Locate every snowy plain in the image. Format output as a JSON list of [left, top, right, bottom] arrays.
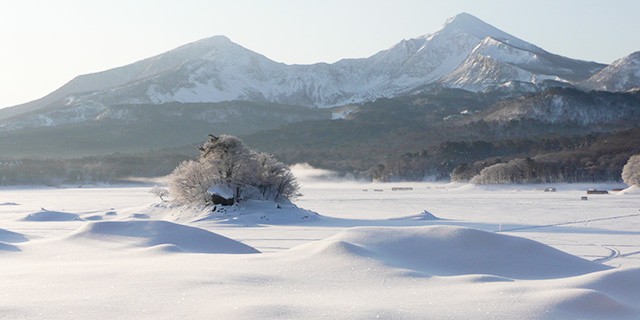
[[1, 166, 639, 319]]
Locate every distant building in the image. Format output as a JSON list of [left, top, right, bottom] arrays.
[[586, 189, 608, 195]]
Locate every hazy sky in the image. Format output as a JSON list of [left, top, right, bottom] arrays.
[[1, 0, 639, 108]]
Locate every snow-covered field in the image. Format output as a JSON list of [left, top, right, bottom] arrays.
[[1, 170, 639, 319]]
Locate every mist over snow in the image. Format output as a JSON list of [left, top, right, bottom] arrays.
[[290, 163, 360, 184]]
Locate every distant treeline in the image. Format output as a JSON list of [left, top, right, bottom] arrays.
[[370, 128, 640, 183], [0, 153, 190, 186], [2, 129, 639, 186]]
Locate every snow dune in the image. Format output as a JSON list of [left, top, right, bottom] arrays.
[[552, 268, 640, 319], [1, 184, 639, 319], [0, 227, 25, 251], [579, 267, 640, 299], [67, 220, 259, 254], [19, 209, 82, 222], [0, 241, 20, 251], [180, 199, 320, 225], [0, 228, 29, 243], [290, 225, 611, 280], [391, 209, 442, 221]]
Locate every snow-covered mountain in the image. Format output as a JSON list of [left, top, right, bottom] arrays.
[[438, 36, 602, 91], [0, 13, 610, 129], [581, 51, 640, 91]]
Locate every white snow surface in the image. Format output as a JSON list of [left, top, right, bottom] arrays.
[[19, 209, 82, 222], [67, 220, 259, 254], [1, 177, 640, 319]]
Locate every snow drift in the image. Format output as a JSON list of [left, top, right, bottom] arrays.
[[570, 267, 640, 310], [166, 200, 320, 225], [67, 220, 259, 254], [0, 242, 20, 252], [19, 210, 82, 222], [617, 185, 640, 195], [291, 226, 611, 279], [0, 228, 29, 243]]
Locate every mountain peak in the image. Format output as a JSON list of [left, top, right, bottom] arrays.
[[195, 35, 233, 45], [439, 13, 540, 53], [444, 12, 489, 30], [180, 35, 237, 51]]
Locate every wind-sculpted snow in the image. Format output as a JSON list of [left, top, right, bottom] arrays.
[[1, 185, 640, 319], [290, 226, 611, 279], [164, 200, 320, 225], [19, 210, 82, 222], [562, 267, 640, 310], [0, 228, 29, 243], [67, 220, 259, 254], [0, 242, 20, 252]]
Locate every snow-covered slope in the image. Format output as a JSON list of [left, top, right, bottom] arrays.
[[68, 220, 260, 253], [2, 184, 640, 319], [439, 36, 603, 91], [289, 225, 610, 279], [581, 51, 640, 91], [439, 44, 550, 91], [0, 13, 606, 128]]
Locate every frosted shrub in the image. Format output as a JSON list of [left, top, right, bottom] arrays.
[[621, 154, 640, 186], [168, 160, 217, 205], [150, 186, 169, 201], [168, 134, 299, 206], [470, 162, 511, 184], [253, 152, 299, 201], [470, 158, 541, 184]]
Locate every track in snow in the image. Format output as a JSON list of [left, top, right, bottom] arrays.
[[496, 213, 640, 233], [592, 245, 621, 263]]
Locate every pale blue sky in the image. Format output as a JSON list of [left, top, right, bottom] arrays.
[[1, 0, 639, 108]]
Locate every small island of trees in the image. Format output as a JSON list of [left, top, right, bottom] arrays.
[[167, 134, 299, 206]]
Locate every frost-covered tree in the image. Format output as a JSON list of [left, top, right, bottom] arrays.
[[622, 154, 640, 186], [198, 134, 255, 200], [470, 158, 539, 184], [168, 160, 217, 205], [150, 185, 169, 201], [253, 152, 299, 201], [167, 134, 299, 206], [470, 162, 512, 184]]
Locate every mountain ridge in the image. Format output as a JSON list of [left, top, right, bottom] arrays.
[[0, 12, 612, 126]]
